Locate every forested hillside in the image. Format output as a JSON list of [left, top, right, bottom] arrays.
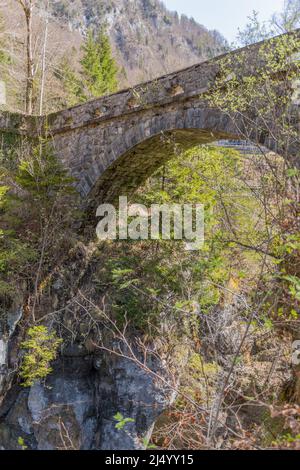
[[51, 0, 227, 80], [0, 0, 227, 113]]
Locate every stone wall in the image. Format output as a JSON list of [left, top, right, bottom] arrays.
[[0, 30, 299, 207]]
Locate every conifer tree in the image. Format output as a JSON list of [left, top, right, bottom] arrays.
[[58, 55, 83, 107], [80, 27, 118, 100]]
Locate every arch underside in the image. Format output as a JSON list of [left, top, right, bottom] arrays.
[[80, 101, 294, 210], [85, 127, 237, 209]]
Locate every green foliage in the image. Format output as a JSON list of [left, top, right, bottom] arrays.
[[271, 432, 300, 449], [142, 436, 157, 449], [236, 2, 300, 47], [0, 279, 17, 299], [20, 326, 62, 387], [17, 437, 28, 450], [57, 56, 83, 107], [282, 275, 300, 301], [0, 176, 36, 303], [0, 234, 37, 277], [94, 144, 269, 332], [80, 28, 118, 100], [0, 139, 77, 307], [15, 141, 75, 203], [236, 10, 272, 46], [207, 33, 300, 323], [208, 34, 300, 130], [272, 0, 300, 33], [57, 28, 118, 105], [113, 412, 135, 430]]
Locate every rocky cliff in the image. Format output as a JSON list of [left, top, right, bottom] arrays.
[[0, 239, 294, 450], [0, 242, 179, 450], [0, 0, 227, 113], [50, 0, 227, 84]]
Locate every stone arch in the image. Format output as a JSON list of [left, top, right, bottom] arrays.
[[81, 106, 246, 208]]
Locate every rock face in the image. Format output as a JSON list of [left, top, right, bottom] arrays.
[[51, 0, 227, 85], [0, 244, 175, 450], [0, 241, 295, 450], [0, 308, 23, 400], [0, 346, 171, 450]]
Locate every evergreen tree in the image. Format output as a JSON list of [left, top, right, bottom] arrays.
[[80, 28, 118, 100], [57, 55, 83, 107]]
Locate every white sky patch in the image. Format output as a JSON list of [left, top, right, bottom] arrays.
[[163, 0, 285, 42]]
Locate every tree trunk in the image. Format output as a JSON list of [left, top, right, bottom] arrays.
[[25, 4, 34, 115], [39, 3, 49, 116]]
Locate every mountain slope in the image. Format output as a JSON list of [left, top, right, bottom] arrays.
[[0, 0, 227, 112], [51, 0, 228, 84]]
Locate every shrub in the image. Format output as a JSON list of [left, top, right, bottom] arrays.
[[20, 326, 62, 387]]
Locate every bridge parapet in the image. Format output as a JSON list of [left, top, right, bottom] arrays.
[[42, 29, 300, 137], [0, 30, 299, 203]]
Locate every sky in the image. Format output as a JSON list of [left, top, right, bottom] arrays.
[[163, 0, 285, 42]]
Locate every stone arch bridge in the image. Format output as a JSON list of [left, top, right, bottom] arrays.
[[0, 32, 299, 207]]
